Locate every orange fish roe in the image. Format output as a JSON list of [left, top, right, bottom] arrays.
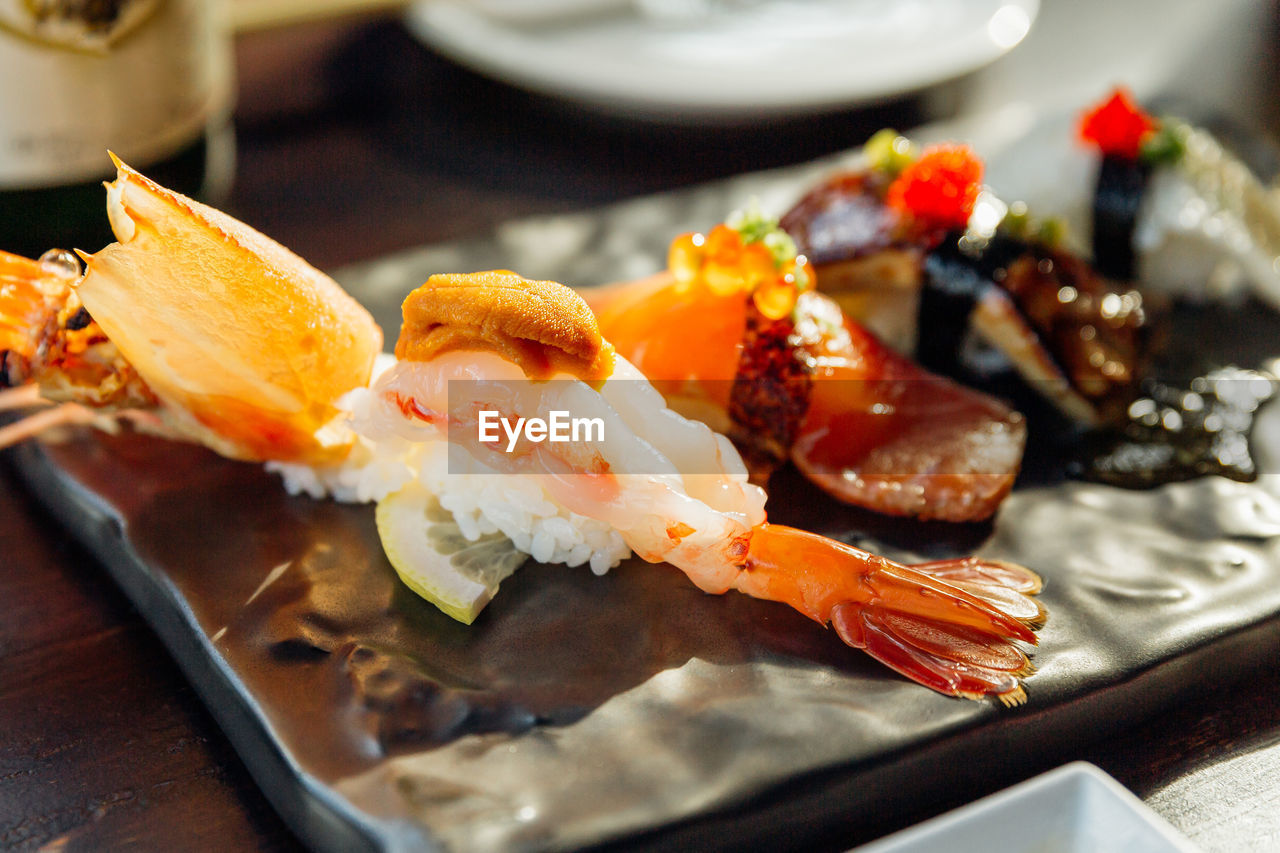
[[1078, 87, 1157, 160], [884, 144, 983, 231], [667, 222, 813, 320]]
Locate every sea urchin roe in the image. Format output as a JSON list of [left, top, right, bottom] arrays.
[[1077, 87, 1157, 161], [667, 211, 814, 321], [396, 270, 615, 385], [884, 144, 984, 231]]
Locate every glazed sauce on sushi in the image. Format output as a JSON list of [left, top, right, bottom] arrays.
[[919, 232, 1148, 425]]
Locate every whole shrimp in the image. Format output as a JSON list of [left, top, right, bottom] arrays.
[[355, 271, 1045, 704], [0, 156, 383, 461]]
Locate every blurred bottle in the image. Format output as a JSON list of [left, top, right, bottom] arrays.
[[0, 0, 235, 258]]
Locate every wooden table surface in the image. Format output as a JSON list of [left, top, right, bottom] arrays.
[[5, 10, 1280, 851]]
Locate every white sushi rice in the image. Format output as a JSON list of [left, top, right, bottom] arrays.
[[418, 443, 629, 576], [267, 366, 632, 576]]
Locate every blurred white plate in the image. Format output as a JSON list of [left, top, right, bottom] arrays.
[[854, 762, 1202, 853], [405, 0, 1039, 119]]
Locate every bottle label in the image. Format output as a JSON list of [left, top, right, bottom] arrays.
[[0, 0, 234, 189]]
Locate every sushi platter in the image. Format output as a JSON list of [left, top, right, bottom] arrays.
[[5, 94, 1280, 850]]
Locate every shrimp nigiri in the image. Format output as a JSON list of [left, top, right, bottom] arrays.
[[0, 156, 383, 461], [585, 209, 1027, 522], [351, 270, 1045, 703]]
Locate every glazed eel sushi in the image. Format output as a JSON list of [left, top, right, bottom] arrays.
[[779, 133, 1150, 427]]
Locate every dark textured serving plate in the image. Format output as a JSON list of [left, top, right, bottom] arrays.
[[11, 137, 1280, 851], [12, 405, 1280, 852]]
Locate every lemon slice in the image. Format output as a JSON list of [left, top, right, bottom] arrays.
[[375, 481, 527, 624]]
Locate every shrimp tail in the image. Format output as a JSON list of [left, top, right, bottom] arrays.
[[738, 524, 1044, 704]]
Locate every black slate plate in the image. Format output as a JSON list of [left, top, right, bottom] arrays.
[[10, 127, 1280, 850], [10, 381, 1280, 851]]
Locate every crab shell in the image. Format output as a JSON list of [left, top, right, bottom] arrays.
[[75, 156, 383, 464]]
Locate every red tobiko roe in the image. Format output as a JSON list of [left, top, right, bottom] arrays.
[[1078, 87, 1157, 160], [885, 144, 983, 230]]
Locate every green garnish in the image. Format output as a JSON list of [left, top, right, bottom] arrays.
[[864, 128, 919, 177], [1001, 201, 1032, 239], [1035, 217, 1066, 247], [998, 200, 1066, 248], [728, 200, 799, 268], [791, 263, 811, 291], [1139, 121, 1186, 167]]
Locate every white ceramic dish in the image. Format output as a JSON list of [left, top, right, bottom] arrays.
[[854, 762, 1202, 853], [404, 0, 1039, 119]]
